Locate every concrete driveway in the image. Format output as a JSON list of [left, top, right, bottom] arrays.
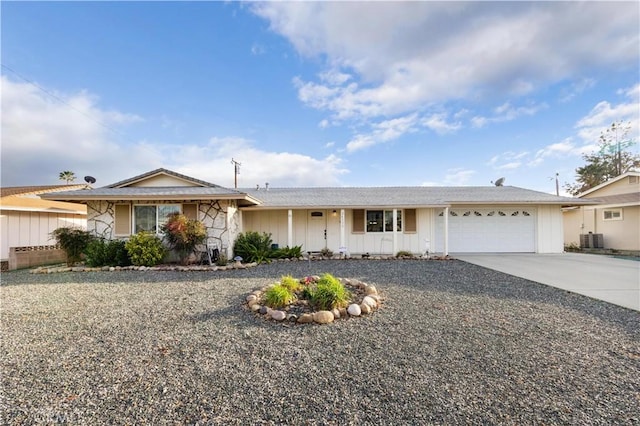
[[455, 253, 640, 311]]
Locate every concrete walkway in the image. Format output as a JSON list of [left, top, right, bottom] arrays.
[[455, 253, 640, 311]]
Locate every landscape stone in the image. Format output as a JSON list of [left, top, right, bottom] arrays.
[[364, 286, 378, 296], [360, 303, 372, 314], [297, 314, 314, 323], [331, 308, 341, 319], [251, 304, 261, 312], [313, 311, 334, 324], [362, 296, 377, 309], [347, 304, 361, 316], [271, 310, 286, 321]]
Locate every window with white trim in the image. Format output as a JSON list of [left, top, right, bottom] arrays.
[[133, 204, 181, 233], [366, 210, 402, 233], [603, 209, 622, 221]]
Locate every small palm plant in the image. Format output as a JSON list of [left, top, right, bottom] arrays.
[[59, 171, 76, 184]]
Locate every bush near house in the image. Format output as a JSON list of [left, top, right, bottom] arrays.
[[50, 227, 93, 266], [125, 232, 166, 267], [84, 239, 131, 267], [270, 245, 303, 259], [160, 213, 207, 265], [233, 231, 273, 263]]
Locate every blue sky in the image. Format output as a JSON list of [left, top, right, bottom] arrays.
[[2, 1, 638, 194]]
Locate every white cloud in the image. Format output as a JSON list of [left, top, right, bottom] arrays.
[[254, 2, 638, 121], [443, 168, 476, 186], [0, 76, 149, 186], [559, 78, 596, 103], [346, 113, 419, 152], [529, 138, 589, 167], [471, 101, 547, 128], [175, 138, 349, 188], [421, 113, 461, 134], [488, 151, 529, 171], [575, 83, 640, 146], [528, 84, 640, 169], [0, 77, 349, 187]]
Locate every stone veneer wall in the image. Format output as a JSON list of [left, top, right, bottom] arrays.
[[85, 200, 233, 255], [87, 200, 115, 238]]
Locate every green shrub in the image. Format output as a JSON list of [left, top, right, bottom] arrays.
[[396, 250, 413, 258], [50, 227, 94, 266], [264, 284, 296, 309], [85, 239, 131, 267], [233, 231, 273, 263], [215, 252, 228, 266], [310, 273, 351, 310], [270, 245, 303, 259], [125, 232, 166, 266], [280, 275, 303, 293], [160, 213, 207, 265]]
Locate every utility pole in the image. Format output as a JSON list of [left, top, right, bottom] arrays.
[[231, 158, 241, 189], [555, 172, 559, 196]]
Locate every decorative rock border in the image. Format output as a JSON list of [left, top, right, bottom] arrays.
[[245, 276, 383, 325], [28, 254, 453, 274], [30, 261, 259, 274]]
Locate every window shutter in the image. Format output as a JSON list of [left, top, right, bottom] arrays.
[[114, 204, 131, 236], [404, 209, 417, 233], [352, 209, 364, 233], [182, 203, 198, 220]]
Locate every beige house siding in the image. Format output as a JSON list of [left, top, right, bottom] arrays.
[[242, 208, 430, 255], [583, 175, 639, 197], [563, 173, 640, 251], [0, 210, 85, 261]]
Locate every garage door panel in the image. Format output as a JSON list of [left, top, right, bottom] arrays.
[[435, 208, 535, 253]]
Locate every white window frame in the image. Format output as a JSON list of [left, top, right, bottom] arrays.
[[366, 209, 402, 233], [603, 208, 623, 221], [133, 204, 181, 234]]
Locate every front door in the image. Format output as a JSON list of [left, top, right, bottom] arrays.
[[307, 210, 327, 251]]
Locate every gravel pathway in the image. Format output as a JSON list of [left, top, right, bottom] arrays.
[[1, 260, 639, 425]]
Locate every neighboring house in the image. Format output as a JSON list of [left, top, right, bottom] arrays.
[[563, 171, 640, 251], [44, 168, 596, 258], [1, 185, 88, 270]]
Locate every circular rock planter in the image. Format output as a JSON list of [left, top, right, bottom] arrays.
[[245, 274, 383, 325]]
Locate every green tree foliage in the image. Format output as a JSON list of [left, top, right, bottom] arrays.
[[50, 227, 93, 266], [160, 213, 207, 265], [58, 171, 76, 184], [125, 232, 166, 266], [565, 121, 639, 195]]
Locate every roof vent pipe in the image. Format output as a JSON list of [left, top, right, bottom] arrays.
[[265, 182, 269, 191], [256, 184, 259, 190]]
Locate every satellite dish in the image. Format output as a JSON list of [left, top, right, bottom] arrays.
[[84, 176, 96, 184], [492, 177, 505, 187]]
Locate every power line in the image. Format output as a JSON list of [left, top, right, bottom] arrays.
[[1, 63, 127, 138]]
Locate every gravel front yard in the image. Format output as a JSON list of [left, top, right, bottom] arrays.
[[1, 259, 639, 425]]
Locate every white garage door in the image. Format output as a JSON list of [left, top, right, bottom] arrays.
[[434, 208, 536, 253]]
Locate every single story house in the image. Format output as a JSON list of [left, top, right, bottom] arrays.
[[44, 168, 596, 258], [1, 184, 88, 270], [563, 171, 639, 251]]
